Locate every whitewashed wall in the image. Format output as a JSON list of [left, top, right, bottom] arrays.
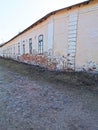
[[76, 0, 98, 72], [0, 0, 98, 73]]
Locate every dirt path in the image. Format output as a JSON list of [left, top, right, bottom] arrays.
[[0, 65, 98, 130]]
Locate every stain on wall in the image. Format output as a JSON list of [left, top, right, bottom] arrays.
[[17, 51, 68, 71]]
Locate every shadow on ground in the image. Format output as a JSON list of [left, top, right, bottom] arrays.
[[0, 57, 98, 92]]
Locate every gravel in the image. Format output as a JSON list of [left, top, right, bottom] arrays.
[[0, 66, 98, 130]]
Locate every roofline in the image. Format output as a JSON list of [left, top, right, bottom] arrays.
[[0, 43, 5, 47], [0, 0, 91, 47]]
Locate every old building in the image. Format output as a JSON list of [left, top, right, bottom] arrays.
[[0, 0, 98, 73]]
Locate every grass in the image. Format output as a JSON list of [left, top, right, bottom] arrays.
[[0, 56, 98, 92]]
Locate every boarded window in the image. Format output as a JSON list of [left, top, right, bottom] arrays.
[[29, 38, 32, 54], [38, 34, 43, 54]]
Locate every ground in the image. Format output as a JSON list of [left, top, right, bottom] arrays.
[[0, 57, 98, 130]]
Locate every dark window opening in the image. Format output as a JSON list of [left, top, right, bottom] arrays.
[[38, 34, 43, 54], [23, 44, 25, 54], [29, 38, 32, 54], [18, 43, 20, 54]]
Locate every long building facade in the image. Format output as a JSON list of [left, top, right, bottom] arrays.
[[0, 0, 98, 73]]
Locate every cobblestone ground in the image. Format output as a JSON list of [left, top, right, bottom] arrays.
[[0, 66, 98, 130]]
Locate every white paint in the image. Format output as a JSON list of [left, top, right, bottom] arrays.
[[68, 30, 77, 35], [68, 37, 77, 42], [48, 18, 54, 50], [69, 53, 75, 57], [68, 41, 76, 46], [68, 25, 77, 30], [68, 34, 77, 38], [68, 21, 77, 26], [68, 45, 76, 50], [68, 49, 76, 53], [69, 16, 78, 22], [67, 10, 78, 69]]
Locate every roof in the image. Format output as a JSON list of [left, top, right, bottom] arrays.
[[0, 0, 91, 47]]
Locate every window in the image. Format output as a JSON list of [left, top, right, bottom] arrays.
[[38, 34, 43, 54], [23, 44, 25, 54], [13, 45, 15, 55], [29, 38, 32, 54], [18, 43, 20, 54]]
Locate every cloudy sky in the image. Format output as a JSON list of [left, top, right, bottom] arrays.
[[0, 0, 88, 44]]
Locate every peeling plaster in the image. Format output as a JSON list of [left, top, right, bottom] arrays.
[[17, 51, 68, 71]]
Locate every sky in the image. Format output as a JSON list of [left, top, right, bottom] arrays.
[[0, 0, 87, 44]]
